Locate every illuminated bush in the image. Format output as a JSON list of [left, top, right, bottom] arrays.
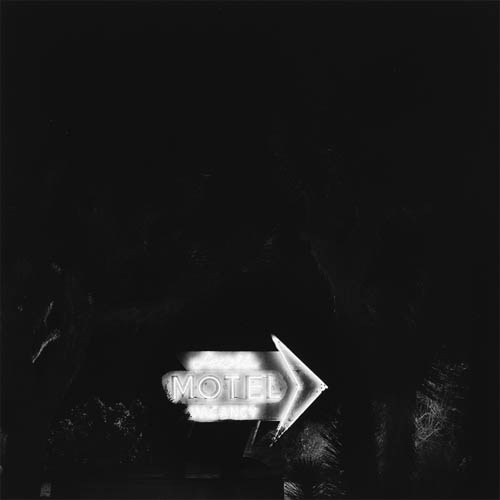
[[413, 361, 469, 494], [284, 419, 344, 499]]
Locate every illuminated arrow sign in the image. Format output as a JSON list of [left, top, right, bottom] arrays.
[[162, 335, 327, 441]]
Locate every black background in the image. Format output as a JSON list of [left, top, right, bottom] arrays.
[[2, 1, 499, 498]]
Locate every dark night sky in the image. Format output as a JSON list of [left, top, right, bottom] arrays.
[[2, 2, 498, 489]]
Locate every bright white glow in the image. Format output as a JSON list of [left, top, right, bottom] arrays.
[[247, 375, 265, 400], [172, 374, 194, 401], [272, 336, 302, 439], [198, 375, 222, 399], [187, 351, 261, 370], [164, 371, 285, 404], [267, 374, 282, 400], [224, 374, 240, 399], [187, 404, 260, 421], [163, 338, 327, 434], [271, 335, 328, 442]]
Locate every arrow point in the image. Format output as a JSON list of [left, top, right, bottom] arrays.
[[270, 335, 328, 439], [270, 334, 281, 348]]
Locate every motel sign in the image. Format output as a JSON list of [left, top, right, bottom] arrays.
[[162, 335, 327, 441]]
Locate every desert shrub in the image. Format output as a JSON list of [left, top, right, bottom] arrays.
[[284, 419, 344, 499], [413, 361, 469, 495]]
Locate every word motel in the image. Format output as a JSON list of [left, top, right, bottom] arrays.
[[167, 371, 286, 403]]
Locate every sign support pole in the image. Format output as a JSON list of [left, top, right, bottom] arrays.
[[243, 420, 261, 457]]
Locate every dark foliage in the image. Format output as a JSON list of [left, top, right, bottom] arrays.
[[46, 397, 150, 473]]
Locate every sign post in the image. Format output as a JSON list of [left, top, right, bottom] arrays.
[[162, 335, 327, 442]]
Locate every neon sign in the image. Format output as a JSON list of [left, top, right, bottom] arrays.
[[162, 336, 328, 441]]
